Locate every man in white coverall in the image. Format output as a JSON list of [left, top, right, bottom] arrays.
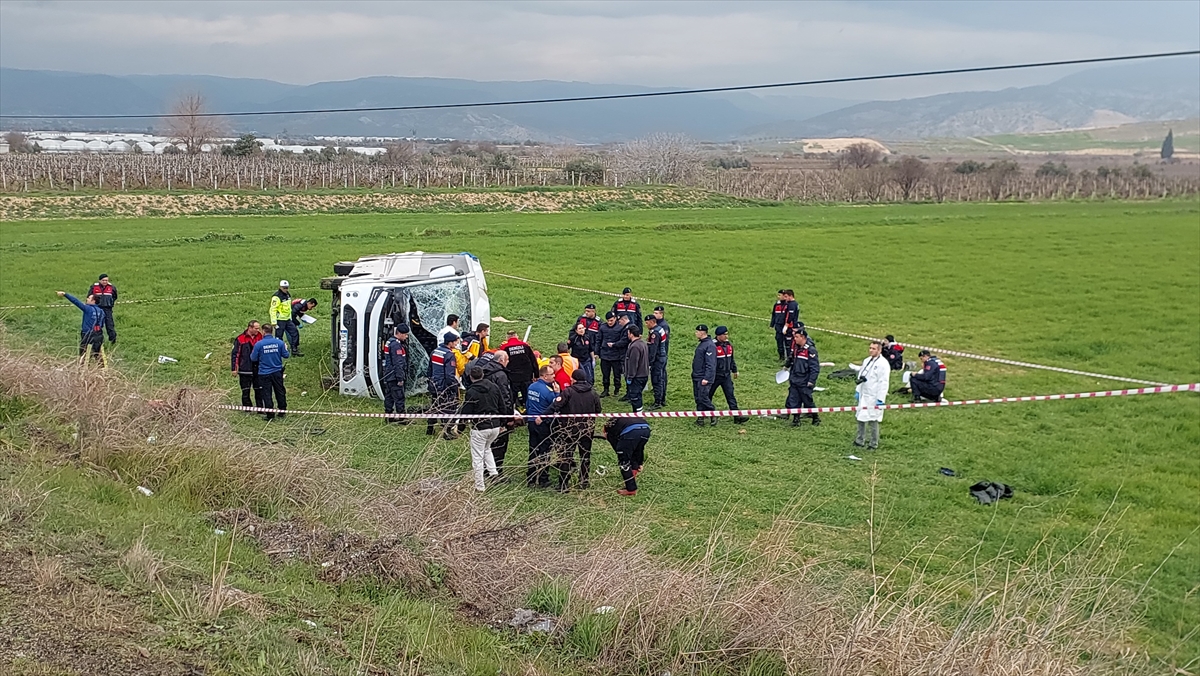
[[853, 340, 890, 450]]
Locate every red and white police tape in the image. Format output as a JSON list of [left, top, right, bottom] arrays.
[[215, 383, 1199, 420], [0, 288, 318, 311], [484, 271, 1171, 387]]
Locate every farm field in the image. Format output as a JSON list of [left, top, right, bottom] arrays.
[[1, 198, 1199, 673]]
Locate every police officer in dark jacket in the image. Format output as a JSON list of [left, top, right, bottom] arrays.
[[603, 416, 650, 496], [611, 288, 642, 331], [88, 274, 118, 344], [645, 314, 668, 409], [710, 326, 747, 424], [909, 350, 947, 402], [382, 323, 411, 424], [691, 325, 717, 426], [478, 351, 517, 475], [571, 304, 602, 354], [770, 290, 787, 360], [427, 333, 461, 439], [597, 312, 628, 397], [785, 330, 821, 426]]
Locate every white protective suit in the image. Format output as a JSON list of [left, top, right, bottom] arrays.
[[854, 355, 890, 422]]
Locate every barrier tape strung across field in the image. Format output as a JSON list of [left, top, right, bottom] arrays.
[[215, 383, 1199, 420], [0, 288, 317, 311], [485, 271, 1170, 387]]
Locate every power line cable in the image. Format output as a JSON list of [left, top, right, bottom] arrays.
[[2, 50, 1196, 120]]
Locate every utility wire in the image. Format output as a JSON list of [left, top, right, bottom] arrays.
[[2, 50, 1197, 120]]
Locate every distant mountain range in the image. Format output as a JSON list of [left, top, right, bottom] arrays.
[[1, 59, 1197, 142]]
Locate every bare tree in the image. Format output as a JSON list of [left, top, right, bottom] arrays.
[[164, 93, 221, 155], [846, 166, 888, 201], [612, 133, 701, 185], [383, 142, 418, 167], [840, 142, 884, 169], [985, 160, 1020, 200], [3, 131, 35, 153], [929, 161, 956, 203], [891, 156, 927, 201]]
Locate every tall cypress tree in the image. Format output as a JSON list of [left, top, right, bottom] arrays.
[[1161, 129, 1174, 160]]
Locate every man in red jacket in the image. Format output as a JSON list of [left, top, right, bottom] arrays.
[[230, 320, 263, 408], [88, 274, 119, 344]]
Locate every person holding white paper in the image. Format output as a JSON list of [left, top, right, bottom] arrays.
[[854, 340, 891, 450]]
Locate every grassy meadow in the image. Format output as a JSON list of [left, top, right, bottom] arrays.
[[1, 198, 1198, 673]]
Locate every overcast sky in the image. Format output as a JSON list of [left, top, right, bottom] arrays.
[[2, 1, 1197, 100]]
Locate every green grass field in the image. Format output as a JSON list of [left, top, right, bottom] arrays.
[[2, 199, 1199, 672]]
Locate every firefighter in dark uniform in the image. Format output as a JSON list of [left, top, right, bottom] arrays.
[[691, 325, 716, 427], [710, 326, 748, 424], [908, 350, 947, 402], [88, 274, 118, 344], [785, 329, 821, 426], [645, 314, 668, 409], [611, 288, 642, 331], [382, 323, 411, 424]]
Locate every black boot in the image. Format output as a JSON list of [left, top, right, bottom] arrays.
[[791, 414, 801, 427], [810, 415, 822, 426]]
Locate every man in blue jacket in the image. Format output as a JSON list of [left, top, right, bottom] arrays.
[[525, 366, 558, 488], [250, 324, 290, 420], [785, 330, 821, 427], [57, 291, 106, 364], [645, 314, 669, 409], [596, 311, 628, 398], [426, 332, 461, 439], [691, 325, 716, 427]]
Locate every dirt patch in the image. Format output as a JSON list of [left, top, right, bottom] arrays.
[[0, 545, 202, 676]]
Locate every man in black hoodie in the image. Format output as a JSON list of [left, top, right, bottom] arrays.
[[478, 351, 517, 475], [596, 311, 628, 398], [460, 366, 506, 492], [549, 370, 602, 491]]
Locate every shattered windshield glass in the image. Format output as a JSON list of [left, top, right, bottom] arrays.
[[404, 279, 471, 395]]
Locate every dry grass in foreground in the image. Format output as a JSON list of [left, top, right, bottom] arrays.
[[0, 338, 1153, 675]]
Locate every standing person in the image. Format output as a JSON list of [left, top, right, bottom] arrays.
[[56, 291, 105, 364], [770, 290, 788, 361], [230, 320, 263, 409], [460, 366, 505, 492], [777, 290, 801, 360], [555, 342, 578, 378], [426, 333, 461, 439], [269, 281, 300, 355], [382, 323, 411, 424], [478, 351, 517, 476], [785, 330, 821, 427], [525, 366, 558, 488], [462, 323, 490, 360], [691, 325, 717, 427], [548, 355, 573, 391], [907, 350, 947, 403], [499, 329, 538, 409], [623, 326, 649, 413], [570, 304, 602, 352], [645, 315, 668, 409], [854, 340, 890, 450], [611, 288, 642, 331], [710, 326, 748, 424], [250, 324, 289, 420], [602, 416, 651, 497], [597, 312, 628, 398], [88, 274, 118, 344], [288, 298, 317, 357], [436, 314, 461, 347], [568, 324, 595, 384], [653, 307, 671, 401], [550, 370, 602, 491]]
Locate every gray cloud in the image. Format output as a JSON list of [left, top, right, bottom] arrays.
[[2, 0, 1196, 100]]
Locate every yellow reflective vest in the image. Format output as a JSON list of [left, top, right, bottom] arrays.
[[269, 291, 291, 324]]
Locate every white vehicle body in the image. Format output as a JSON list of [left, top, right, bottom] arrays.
[[324, 252, 489, 399]]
